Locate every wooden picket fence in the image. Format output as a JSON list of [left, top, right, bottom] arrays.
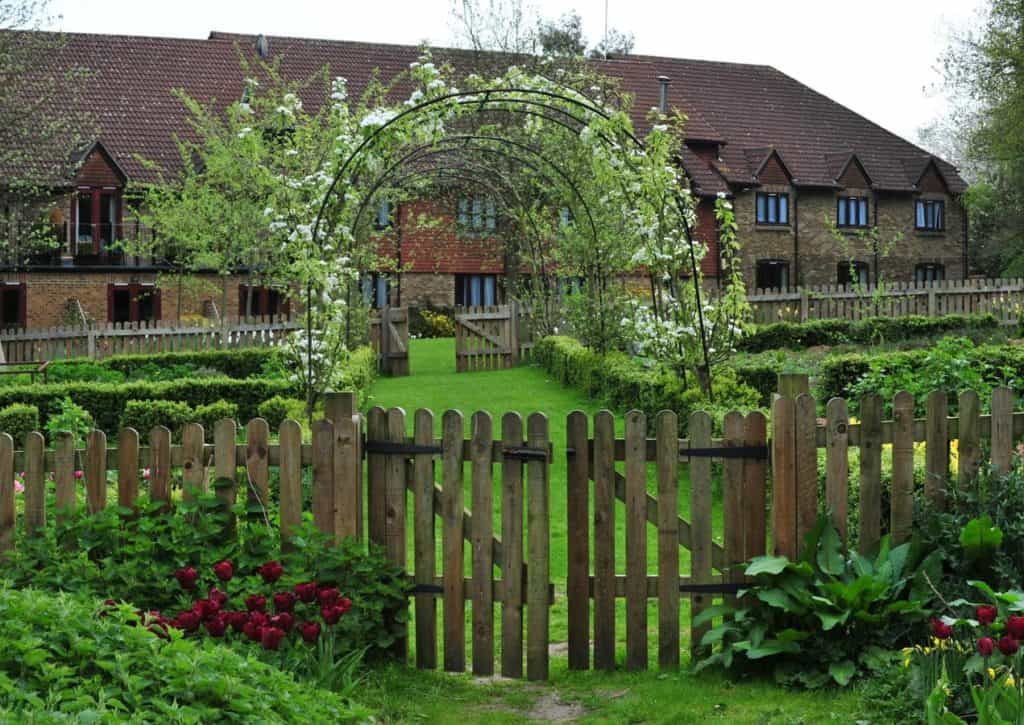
[[745, 278, 1024, 325], [454, 303, 534, 372], [0, 315, 300, 363], [0, 386, 1021, 677], [369, 307, 410, 376]]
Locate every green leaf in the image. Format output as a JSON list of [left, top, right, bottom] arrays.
[[746, 639, 801, 659], [745, 555, 790, 577], [816, 523, 844, 576], [756, 588, 796, 611], [959, 515, 1003, 563], [828, 660, 856, 686], [816, 610, 850, 631]]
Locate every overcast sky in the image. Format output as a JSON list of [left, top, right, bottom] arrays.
[[48, 0, 985, 151]]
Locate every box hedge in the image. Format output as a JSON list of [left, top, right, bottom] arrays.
[[739, 313, 1000, 353], [0, 404, 40, 445], [533, 336, 761, 431]]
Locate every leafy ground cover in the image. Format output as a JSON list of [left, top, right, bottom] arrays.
[[365, 337, 874, 721]]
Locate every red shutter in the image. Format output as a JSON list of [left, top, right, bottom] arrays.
[[259, 287, 270, 318], [17, 283, 26, 329], [128, 283, 140, 323], [238, 285, 247, 319], [106, 284, 114, 322], [153, 287, 162, 322]]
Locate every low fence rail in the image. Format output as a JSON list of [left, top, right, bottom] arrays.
[[745, 278, 1024, 325], [0, 316, 300, 362]]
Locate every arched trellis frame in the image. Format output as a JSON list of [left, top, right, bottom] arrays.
[[308, 85, 716, 397]]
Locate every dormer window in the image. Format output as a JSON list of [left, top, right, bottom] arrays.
[[837, 197, 869, 228], [755, 192, 789, 225], [915, 200, 945, 231], [457, 196, 496, 232], [374, 199, 393, 231]]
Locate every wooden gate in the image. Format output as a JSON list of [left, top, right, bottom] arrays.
[[565, 409, 768, 670], [364, 405, 553, 680], [370, 306, 409, 376], [454, 303, 532, 372]]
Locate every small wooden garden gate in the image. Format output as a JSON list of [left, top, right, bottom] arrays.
[[565, 409, 768, 670], [369, 306, 409, 376], [453, 303, 532, 372]]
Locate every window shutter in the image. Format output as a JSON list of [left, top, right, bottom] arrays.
[[153, 288, 162, 322], [106, 284, 114, 323]]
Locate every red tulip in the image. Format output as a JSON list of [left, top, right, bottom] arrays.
[[212, 560, 234, 583], [931, 618, 953, 640], [999, 636, 1020, 656], [208, 588, 228, 607], [978, 637, 996, 656], [245, 594, 267, 613], [248, 611, 269, 628], [337, 597, 352, 614], [243, 620, 263, 641], [174, 566, 199, 591], [204, 615, 227, 637], [1007, 616, 1024, 640], [321, 604, 348, 625], [317, 587, 340, 607], [225, 611, 248, 632], [173, 611, 200, 633], [273, 591, 295, 613], [270, 612, 294, 632], [299, 621, 321, 643], [295, 582, 319, 603], [977, 605, 999, 626], [258, 560, 284, 583], [260, 626, 286, 651], [192, 598, 221, 620]]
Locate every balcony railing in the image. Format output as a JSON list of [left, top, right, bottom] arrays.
[[0, 221, 167, 268]]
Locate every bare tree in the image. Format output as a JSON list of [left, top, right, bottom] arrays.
[[449, 0, 538, 54]]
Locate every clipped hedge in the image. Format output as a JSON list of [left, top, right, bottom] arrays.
[[0, 403, 39, 444], [817, 342, 1024, 402], [2, 377, 295, 434], [94, 347, 278, 379], [740, 313, 1001, 353], [533, 336, 761, 430]]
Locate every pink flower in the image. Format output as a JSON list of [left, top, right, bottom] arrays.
[[142, 468, 151, 480], [13, 481, 23, 494], [74, 470, 83, 480]]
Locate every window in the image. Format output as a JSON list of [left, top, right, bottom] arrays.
[[455, 274, 499, 306], [837, 261, 870, 287], [915, 264, 946, 284], [915, 200, 945, 231], [755, 192, 789, 225], [837, 197, 869, 227], [374, 199, 392, 231], [238, 285, 290, 318], [457, 196, 496, 232], [755, 259, 790, 290], [75, 188, 120, 254], [559, 207, 574, 227], [360, 274, 391, 309], [0, 284, 25, 329], [107, 283, 159, 324]]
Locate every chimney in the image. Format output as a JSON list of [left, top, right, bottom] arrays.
[[256, 34, 270, 59], [657, 75, 670, 114]]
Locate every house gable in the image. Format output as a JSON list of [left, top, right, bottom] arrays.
[[755, 150, 792, 186], [917, 160, 950, 194], [837, 155, 871, 189], [73, 143, 127, 188]]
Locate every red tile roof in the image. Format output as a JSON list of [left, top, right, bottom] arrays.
[[4, 30, 965, 195]]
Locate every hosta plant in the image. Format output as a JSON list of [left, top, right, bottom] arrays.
[[696, 516, 938, 688]]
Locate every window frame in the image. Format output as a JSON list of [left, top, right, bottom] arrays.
[[836, 196, 870, 228], [914, 263, 946, 284], [238, 285, 290, 318], [360, 273, 391, 309], [373, 199, 393, 231], [837, 260, 870, 287], [107, 283, 160, 324], [915, 199, 946, 232], [755, 192, 790, 226], [454, 273, 500, 307], [754, 259, 791, 290], [0, 283, 26, 330], [457, 196, 497, 233]]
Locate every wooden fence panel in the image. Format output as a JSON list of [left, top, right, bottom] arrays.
[[413, 408, 437, 670], [245, 418, 270, 512], [181, 423, 205, 500], [926, 391, 949, 509], [278, 420, 302, 547], [442, 410, 466, 673], [366, 407, 388, 548], [150, 426, 171, 510], [592, 410, 616, 671], [656, 410, 680, 669], [992, 387, 1015, 475], [958, 390, 982, 488], [624, 410, 647, 670], [0, 434, 12, 553], [118, 428, 139, 512], [385, 407, 408, 661], [501, 412, 525, 678], [54, 432, 76, 524], [743, 412, 768, 561], [470, 411, 494, 676], [795, 394, 818, 546], [825, 398, 850, 547], [722, 412, 744, 610], [565, 411, 589, 671], [689, 411, 713, 662], [312, 420, 335, 536], [858, 394, 883, 554], [24, 432, 45, 536], [526, 412, 550, 682], [771, 398, 797, 558], [86, 430, 107, 515], [891, 392, 915, 545]]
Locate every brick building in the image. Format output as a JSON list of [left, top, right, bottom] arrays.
[[0, 31, 967, 328]]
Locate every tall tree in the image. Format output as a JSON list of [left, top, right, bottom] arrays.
[[939, 0, 1024, 275]]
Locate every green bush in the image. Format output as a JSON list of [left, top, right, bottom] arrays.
[[193, 399, 239, 432], [258, 395, 304, 430], [43, 397, 93, 444], [121, 399, 192, 439], [533, 336, 761, 431], [44, 360, 125, 385], [409, 305, 456, 338], [0, 403, 39, 445], [99, 347, 279, 379], [740, 314, 1001, 353], [0, 588, 369, 721]]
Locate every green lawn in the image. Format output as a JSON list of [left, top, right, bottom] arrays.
[[360, 338, 871, 722]]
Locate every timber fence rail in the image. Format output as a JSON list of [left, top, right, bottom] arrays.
[[0, 387, 1020, 677], [745, 277, 1024, 325], [0, 315, 300, 362]]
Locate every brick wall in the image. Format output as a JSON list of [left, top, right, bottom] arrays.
[[734, 185, 965, 288], [401, 272, 455, 307]]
